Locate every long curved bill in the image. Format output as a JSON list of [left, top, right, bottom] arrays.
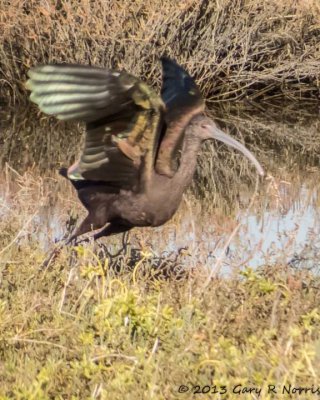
[[208, 126, 264, 176]]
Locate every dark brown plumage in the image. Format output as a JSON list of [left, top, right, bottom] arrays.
[[27, 57, 264, 243]]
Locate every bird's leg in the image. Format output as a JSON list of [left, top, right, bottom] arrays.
[[121, 230, 131, 249], [66, 214, 105, 244], [40, 214, 105, 270], [93, 223, 131, 241], [93, 224, 132, 261], [39, 237, 70, 270]]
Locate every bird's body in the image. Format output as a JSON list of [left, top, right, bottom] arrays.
[[76, 175, 181, 229], [27, 58, 264, 242], [62, 122, 201, 238]]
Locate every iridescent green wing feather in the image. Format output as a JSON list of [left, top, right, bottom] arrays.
[[27, 64, 164, 191]]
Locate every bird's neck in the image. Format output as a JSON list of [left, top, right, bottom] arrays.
[[173, 134, 201, 189]]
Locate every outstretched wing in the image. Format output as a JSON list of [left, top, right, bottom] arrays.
[[156, 57, 205, 177], [26, 64, 164, 191]]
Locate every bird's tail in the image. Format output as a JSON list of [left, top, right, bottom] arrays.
[[59, 167, 68, 179], [59, 166, 90, 191]]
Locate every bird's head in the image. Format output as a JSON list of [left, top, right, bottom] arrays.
[[187, 115, 264, 177]]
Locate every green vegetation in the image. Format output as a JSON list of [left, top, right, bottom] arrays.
[[0, 241, 319, 399]]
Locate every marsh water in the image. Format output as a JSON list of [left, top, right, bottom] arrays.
[[1, 102, 320, 272]]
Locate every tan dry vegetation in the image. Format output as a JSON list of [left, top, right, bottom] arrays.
[[1, 0, 319, 110]]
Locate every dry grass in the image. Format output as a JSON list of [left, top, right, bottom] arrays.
[[1, 0, 319, 110]]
